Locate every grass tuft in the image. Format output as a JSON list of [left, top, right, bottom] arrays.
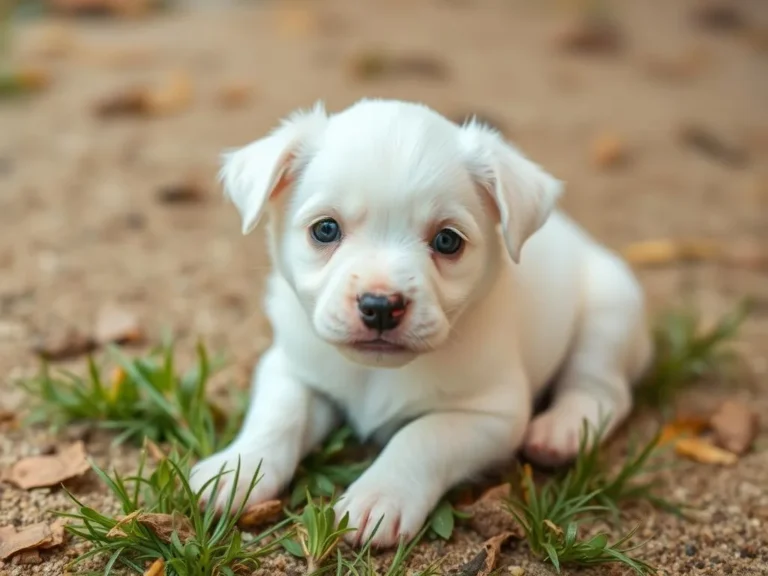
[[20, 341, 245, 458], [637, 298, 750, 409], [290, 426, 371, 508], [58, 443, 289, 575]]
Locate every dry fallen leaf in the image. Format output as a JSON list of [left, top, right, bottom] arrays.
[[348, 50, 448, 81], [621, 238, 722, 266], [710, 401, 760, 455], [275, 5, 316, 38], [95, 304, 144, 346], [659, 416, 710, 445], [156, 177, 206, 205], [693, 2, 745, 33], [237, 500, 283, 530], [675, 437, 738, 466], [0, 523, 53, 560], [455, 531, 519, 576], [32, 329, 97, 361], [556, 18, 624, 55], [217, 83, 252, 109], [7, 441, 91, 490], [461, 483, 522, 540], [95, 71, 193, 118], [137, 513, 195, 543], [144, 559, 165, 576], [592, 133, 627, 169], [49, 0, 160, 18], [678, 123, 748, 168]]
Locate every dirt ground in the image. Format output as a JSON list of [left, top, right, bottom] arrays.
[[1, 0, 767, 574]]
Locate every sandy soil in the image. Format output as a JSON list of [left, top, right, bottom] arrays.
[[1, 0, 767, 574]]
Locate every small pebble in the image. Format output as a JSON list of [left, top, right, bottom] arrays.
[[685, 543, 697, 556]]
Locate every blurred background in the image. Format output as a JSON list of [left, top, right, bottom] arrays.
[[0, 0, 767, 573], [1, 0, 767, 364]]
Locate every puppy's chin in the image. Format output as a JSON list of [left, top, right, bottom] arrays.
[[336, 344, 418, 369]]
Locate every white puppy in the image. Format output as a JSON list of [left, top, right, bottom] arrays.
[[190, 99, 653, 547]]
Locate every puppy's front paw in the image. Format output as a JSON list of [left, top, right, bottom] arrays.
[[523, 410, 584, 467], [189, 447, 288, 513], [334, 475, 430, 548]]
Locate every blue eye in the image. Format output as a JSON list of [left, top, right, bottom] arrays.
[[310, 218, 342, 243], [431, 228, 463, 255]]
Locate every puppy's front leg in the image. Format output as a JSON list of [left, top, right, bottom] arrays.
[[335, 408, 528, 548], [190, 346, 339, 512]]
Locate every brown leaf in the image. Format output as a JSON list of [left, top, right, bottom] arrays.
[[144, 559, 165, 576], [0, 523, 52, 560], [40, 520, 67, 549], [137, 513, 195, 543], [7, 441, 91, 489], [275, 5, 316, 38], [678, 123, 748, 168], [49, 0, 160, 18], [693, 3, 745, 33], [217, 83, 252, 109], [556, 18, 624, 55], [455, 531, 518, 576], [237, 500, 283, 530], [156, 178, 206, 205], [95, 304, 144, 346], [675, 437, 738, 466], [592, 133, 627, 169], [659, 416, 710, 445], [478, 482, 511, 502], [710, 401, 760, 455], [31, 329, 96, 361], [461, 483, 522, 540], [143, 438, 167, 463], [622, 238, 721, 266], [480, 531, 517, 576], [348, 50, 448, 81], [95, 71, 193, 118]]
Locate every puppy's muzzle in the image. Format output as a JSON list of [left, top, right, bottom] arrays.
[[357, 292, 407, 331]]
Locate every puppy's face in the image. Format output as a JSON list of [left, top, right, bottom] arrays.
[[221, 100, 562, 368]]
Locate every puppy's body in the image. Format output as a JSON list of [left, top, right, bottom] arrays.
[[190, 99, 652, 547]]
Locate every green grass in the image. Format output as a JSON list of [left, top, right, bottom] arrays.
[[290, 426, 372, 508], [58, 445, 289, 575], [20, 341, 245, 458], [636, 298, 750, 409], [507, 437, 657, 574], [27, 297, 750, 575]]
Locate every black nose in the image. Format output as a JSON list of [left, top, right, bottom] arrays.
[[357, 293, 407, 331]]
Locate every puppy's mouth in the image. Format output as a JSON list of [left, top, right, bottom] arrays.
[[348, 338, 410, 354]]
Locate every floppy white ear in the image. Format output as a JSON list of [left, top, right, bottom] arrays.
[[459, 120, 563, 263], [219, 102, 328, 234]]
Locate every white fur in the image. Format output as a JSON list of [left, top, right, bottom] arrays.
[[190, 99, 653, 547]]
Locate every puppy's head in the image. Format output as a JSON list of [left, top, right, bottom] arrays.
[[221, 100, 562, 368]]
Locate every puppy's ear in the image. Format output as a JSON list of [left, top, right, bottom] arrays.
[[459, 120, 563, 263], [220, 102, 328, 234]]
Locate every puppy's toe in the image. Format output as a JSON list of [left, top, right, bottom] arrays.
[[189, 449, 281, 514], [523, 411, 583, 467], [335, 480, 426, 548]]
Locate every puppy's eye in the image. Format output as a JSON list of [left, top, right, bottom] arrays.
[[431, 228, 463, 256], [310, 218, 342, 244]]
